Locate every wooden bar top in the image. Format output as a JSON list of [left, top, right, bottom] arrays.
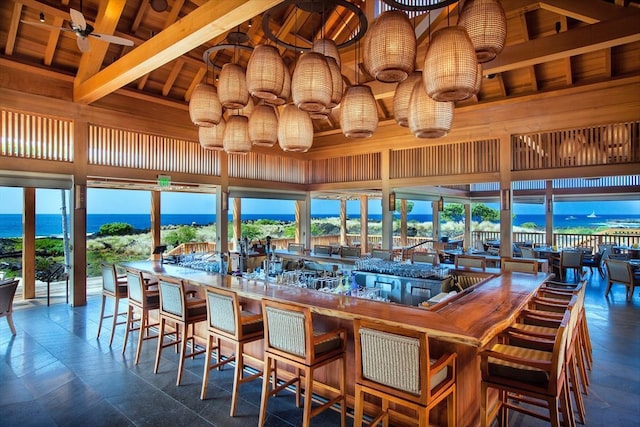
[[123, 261, 549, 348]]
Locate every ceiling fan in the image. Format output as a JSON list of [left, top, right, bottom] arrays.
[[21, 8, 134, 52]]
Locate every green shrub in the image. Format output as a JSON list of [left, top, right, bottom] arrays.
[[97, 222, 134, 236], [35, 238, 65, 256], [165, 226, 197, 246], [520, 222, 539, 230]]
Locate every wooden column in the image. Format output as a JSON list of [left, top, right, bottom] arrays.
[[22, 187, 36, 299], [216, 150, 229, 254], [71, 120, 88, 306], [340, 198, 347, 246], [232, 197, 241, 251], [298, 195, 311, 250], [499, 135, 513, 257], [295, 201, 302, 243], [400, 198, 407, 247], [360, 195, 369, 256], [151, 191, 161, 260], [381, 149, 393, 251], [545, 180, 554, 246], [432, 201, 440, 242], [464, 203, 471, 250]]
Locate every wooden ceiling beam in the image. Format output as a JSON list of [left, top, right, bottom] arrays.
[[538, 0, 634, 24], [5, 2, 23, 56], [483, 15, 640, 76], [73, 0, 284, 104], [75, 0, 128, 86]]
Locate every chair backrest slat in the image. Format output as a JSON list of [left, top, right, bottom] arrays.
[[159, 279, 185, 318], [0, 280, 19, 315], [455, 255, 486, 269], [126, 271, 144, 304], [207, 290, 237, 334], [605, 259, 631, 284], [265, 306, 306, 357], [101, 264, 117, 293], [501, 257, 538, 274]]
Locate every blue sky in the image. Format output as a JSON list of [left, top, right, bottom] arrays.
[[0, 186, 638, 215]]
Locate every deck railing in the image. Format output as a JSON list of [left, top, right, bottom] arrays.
[[472, 230, 639, 251]]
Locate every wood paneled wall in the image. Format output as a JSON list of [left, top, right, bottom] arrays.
[[308, 153, 382, 184]]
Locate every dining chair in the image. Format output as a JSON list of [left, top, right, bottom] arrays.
[[97, 263, 128, 346], [454, 255, 486, 270], [258, 298, 347, 427], [0, 279, 19, 335], [500, 257, 539, 274], [412, 252, 439, 265], [313, 244, 332, 255], [201, 287, 264, 416], [480, 310, 573, 427], [558, 250, 584, 282], [122, 269, 160, 365], [604, 259, 638, 302], [353, 319, 457, 427], [371, 249, 392, 260], [340, 246, 360, 258], [582, 247, 606, 278], [288, 243, 305, 253], [520, 246, 536, 258], [154, 276, 207, 385]]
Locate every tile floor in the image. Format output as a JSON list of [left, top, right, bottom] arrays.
[[1, 271, 639, 426]]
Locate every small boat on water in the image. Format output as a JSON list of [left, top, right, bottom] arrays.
[[565, 215, 577, 220], [587, 211, 597, 218]]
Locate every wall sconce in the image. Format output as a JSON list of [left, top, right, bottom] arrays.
[[546, 198, 553, 213], [501, 189, 511, 211], [75, 185, 86, 210], [388, 192, 396, 211], [221, 191, 228, 211], [437, 196, 444, 212]]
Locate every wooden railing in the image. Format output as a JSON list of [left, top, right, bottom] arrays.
[[472, 230, 640, 251]]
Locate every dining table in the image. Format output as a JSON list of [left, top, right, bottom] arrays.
[[613, 245, 640, 259]]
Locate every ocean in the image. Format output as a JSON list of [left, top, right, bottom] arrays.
[[0, 213, 639, 239]]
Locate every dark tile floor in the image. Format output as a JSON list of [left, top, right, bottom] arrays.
[[1, 271, 639, 426]]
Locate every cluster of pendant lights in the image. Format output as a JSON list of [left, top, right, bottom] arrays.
[[192, 0, 507, 155]]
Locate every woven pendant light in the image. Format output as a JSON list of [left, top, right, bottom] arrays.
[[559, 132, 586, 165], [249, 104, 279, 147], [189, 83, 222, 126], [366, 10, 416, 83], [393, 71, 421, 127], [292, 52, 333, 113], [278, 105, 313, 152], [246, 45, 285, 100], [325, 56, 343, 108], [199, 118, 226, 150], [312, 39, 341, 68], [218, 63, 249, 109], [408, 81, 454, 138], [223, 115, 251, 154], [602, 123, 630, 161], [458, 0, 507, 63], [424, 26, 478, 102], [340, 85, 378, 138], [472, 63, 483, 96], [266, 65, 291, 106], [577, 144, 607, 166]]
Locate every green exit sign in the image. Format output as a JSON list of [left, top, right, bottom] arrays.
[[157, 175, 171, 188]]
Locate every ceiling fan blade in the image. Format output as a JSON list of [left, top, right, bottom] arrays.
[[70, 8, 87, 31], [76, 36, 91, 52], [90, 33, 134, 47], [20, 20, 74, 33]]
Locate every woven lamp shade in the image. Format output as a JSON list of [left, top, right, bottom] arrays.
[[246, 44, 285, 100], [249, 104, 279, 147], [189, 83, 222, 126], [366, 10, 416, 83], [266, 65, 291, 106], [393, 71, 421, 127], [472, 63, 483, 96], [223, 115, 252, 154], [218, 63, 249, 109], [458, 0, 507, 63], [278, 105, 313, 152], [292, 52, 333, 113], [326, 56, 344, 108], [199, 118, 226, 150], [408, 81, 454, 138], [312, 39, 341, 68], [577, 144, 608, 166], [340, 85, 378, 138], [559, 132, 586, 165], [602, 123, 631, 161], [423, 26, 478, 102]]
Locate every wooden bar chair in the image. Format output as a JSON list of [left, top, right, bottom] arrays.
[[258, 299, 347, 427], [558, 250, 584, 282], [412, 252, 439, 265], [604, 259, 639, 302], [0, 279, 19, 335], [288, 243, 305, 253], [353, 319, 457, 427], [501, 257, 539, 274], [454, 254, 486, 270], [314, 244, 332, 255], [371, 249, 392, 260], [122, 269, 160, 365], [97, 263, 128, 346], [480, 310, 574, 427], [201, 287, 264, 417], [154, 276, 207, 386]]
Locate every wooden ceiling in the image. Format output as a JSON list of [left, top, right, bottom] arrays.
[[2, 0, 640, 135]]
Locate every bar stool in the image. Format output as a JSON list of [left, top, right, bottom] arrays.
[[200, 287, 264, 416], [97, 263, 128, 346], [500, 257, 539, 274], [353, 319, 457, 427], [154, 276, 207, 386], [122, 269, 160, 365], [258, 299, 347, 427]]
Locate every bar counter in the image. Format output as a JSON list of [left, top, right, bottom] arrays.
[[123, 260, 550, 426]]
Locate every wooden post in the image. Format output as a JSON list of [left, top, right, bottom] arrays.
[[360, 195, 368, 256], [545, 180, 554, 246], [295, 200, 302, 243], [464, 203, 471, 250], [432, 201, 440, 242], [298, 195, 311, 250], [499, 135, 513, 258], [233, 197, 241, 251], [151, 191, 161, 260], [381, 149, 393, 251], [22, 187, 36, 300], [71, 120, 88, 307], [400, 198, 407, 247], [340, 198, 347, 246]]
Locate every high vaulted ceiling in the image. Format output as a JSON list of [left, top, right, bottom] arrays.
[[2, 0, 640, 137]]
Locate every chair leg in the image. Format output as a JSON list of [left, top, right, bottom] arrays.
[[301, 367, 313, 427], [448, 384, 457, 427], [200, 334, 214, 400], [154, 318, 165, 374], [109, 295, 120, 347], [122, 304, 133, 354], [480, 382, 488, 427], [97, 294, 107, 338], [354, 384, 365, 427], [295, 366, 302, 408], [6, 313, 16, 336], [230, 341, 243, 416], [176, 323, 187, 386], [258, 355, 273, 427], [339, 357, 346, 427], [134, 309, 147, 365], [569, 355, 586, 424]]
